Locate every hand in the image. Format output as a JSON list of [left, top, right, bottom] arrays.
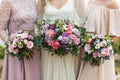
[[111, 36, 120, 42]]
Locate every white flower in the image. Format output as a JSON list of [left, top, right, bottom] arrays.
[[24, 39, 28, 44], [50, 21, 55, 24], [63, 25, 67, 30], [95, 44, 100, 49], [58, 36, 63, 40]]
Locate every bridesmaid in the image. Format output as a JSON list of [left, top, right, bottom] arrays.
[[0, 0, 40, 80], [37, 0, 86, 80], [77, 0, 120, 80]]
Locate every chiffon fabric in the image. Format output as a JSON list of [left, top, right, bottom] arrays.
[[37, 0, 86, 80], [0, 0, 41, 80], [77, 1, 120, 80]]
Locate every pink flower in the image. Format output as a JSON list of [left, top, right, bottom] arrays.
[[46, 30, 56, 37], [26, 41, 34, 49], [93, 52, 98, 58], [84, 44, 91, 52], [69, 34, 77, 42], [72, 28, 80, 36], [66, 29, 72, 35], [97, 34, 105, 39], [10, 33, 16, 41], [28, 35, 34, 40], [101, 48, 110, 57], [21, 33, 28, 39], [100, 40, 107, 47], [88, 38, 93, 44], [8, 45, 14, 53], [12, 49, 19, 54], [74, 38, 80, 45], [51, 40, 61, 49], [66, 24, 74, 30]]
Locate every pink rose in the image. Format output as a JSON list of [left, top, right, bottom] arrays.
[[88, 38, 93, 44], [46, 30, 56, 37], [26, 41, 34, 49], [101, 48, 110, 57], [93, 52, 98, 58], [66, 24, 74, 30], [12, 49, 19, 54], [51, 40, 61, 49], [84, 44, 91, 52], [8, 45, 14, 53], [66, 29, 72, 35], [69, 34, 77, 42], [10, 33, 16, 41], [74, 38, 80, 45], [28, 35, 34, 40]]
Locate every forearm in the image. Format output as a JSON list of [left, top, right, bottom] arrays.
[[0, 31, 9, 43]]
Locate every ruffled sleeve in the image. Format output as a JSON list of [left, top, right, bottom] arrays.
[[109, 9, 120, 37], [0, 0, 12, 43]]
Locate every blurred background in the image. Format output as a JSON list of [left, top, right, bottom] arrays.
[[0, 0, 120, 80]]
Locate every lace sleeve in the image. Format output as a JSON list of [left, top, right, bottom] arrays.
[[0, 0, 12, 43]]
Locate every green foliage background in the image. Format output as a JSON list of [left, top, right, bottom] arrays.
[[0, 46, 5, 59]]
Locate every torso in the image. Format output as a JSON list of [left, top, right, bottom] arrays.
[[8, 0, 37, 34], [44, 0, 79, 21]]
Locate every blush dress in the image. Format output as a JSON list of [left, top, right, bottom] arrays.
[[0, 0, 41, 80], [77, 1, 120, 80]]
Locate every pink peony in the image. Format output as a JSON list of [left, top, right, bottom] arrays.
[[28, 35, 34, 40], [51, 40, 61, 49], [69, 34, 77, 43], [84, 44, 91, 52], [88, 38, 93, 44], [101, 48, 110, 57], [93, 52, 98, 58], [74, 38, 80, 45], [66, 29, 72, 35], [46, 30, 56, 37], [26, 41, 34, 49]]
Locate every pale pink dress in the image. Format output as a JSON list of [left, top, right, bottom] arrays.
[[77, 1, 120, 80], [0, 0, 40, 80]]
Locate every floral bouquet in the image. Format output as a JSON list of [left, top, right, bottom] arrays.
[[35, 19, 87, 56], [82, 34, 113, 66], [7, 30, 34, 60]]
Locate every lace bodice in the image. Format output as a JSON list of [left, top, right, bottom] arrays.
[[0, 0, 37, 42]]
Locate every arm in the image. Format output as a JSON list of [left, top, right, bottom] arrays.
[[106, 0, 120, 9], [0, 0, 12, 43]]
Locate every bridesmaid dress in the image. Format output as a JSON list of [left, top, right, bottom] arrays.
[[77, 1, 120, 80], [0, 0, 41, 80], [40, 0, 85, 80]]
